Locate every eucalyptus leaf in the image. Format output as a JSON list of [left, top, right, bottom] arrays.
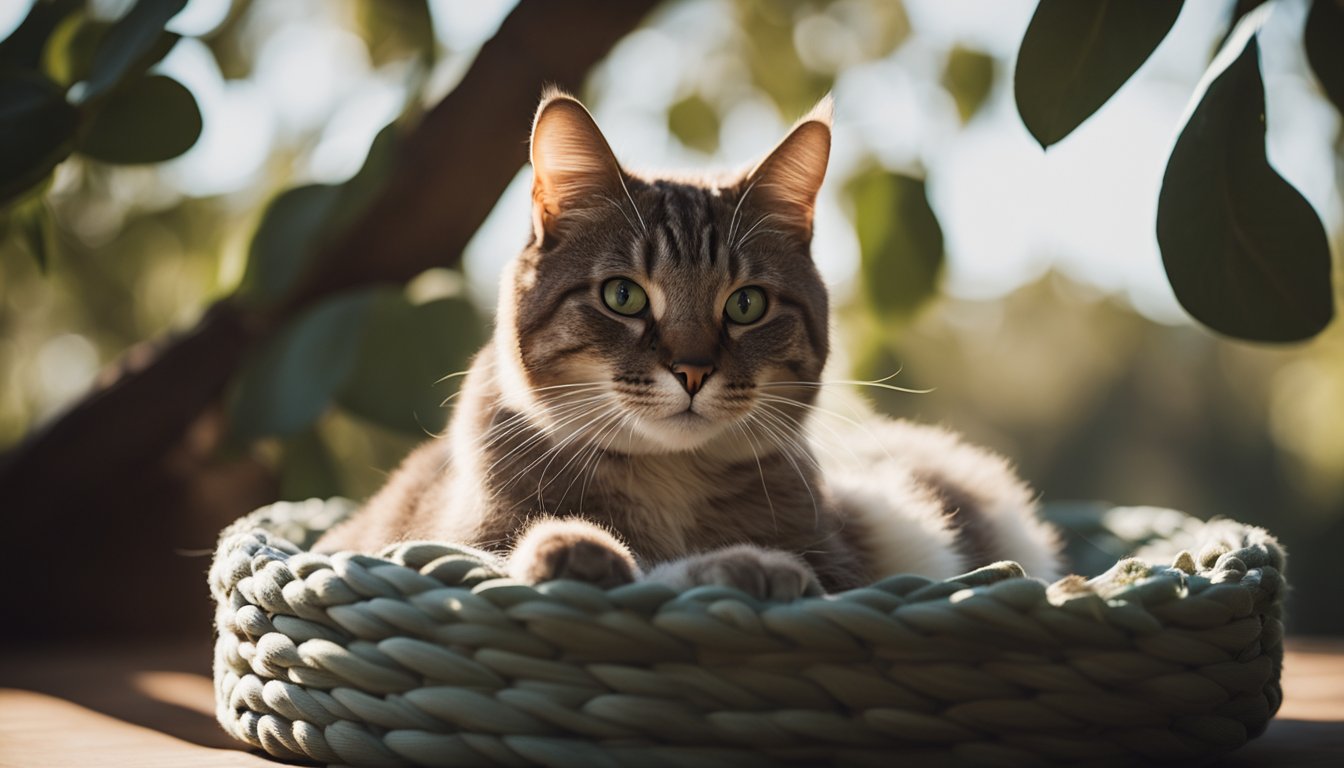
[[239, 184, 342, 307], [1305, 0, 1344, 116], [81, 0, 186, 102], [336, 290, 483, 434], [848, 168, 944, 321], [78, 74, 201, 164], [0, 72, 78, 208], [1157, 30, 1334, 342], [1015, 0, 1184, 148], [229, 290, 377, 441]]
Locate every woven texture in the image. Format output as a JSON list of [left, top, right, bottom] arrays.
[[211, 499, 1285, 767]]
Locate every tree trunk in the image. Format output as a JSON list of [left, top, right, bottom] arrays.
[[0, 0, 659, 641]]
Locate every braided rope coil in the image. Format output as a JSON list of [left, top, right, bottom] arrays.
[[211, 499, 1286, 767]]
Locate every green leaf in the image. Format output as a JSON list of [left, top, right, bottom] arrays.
[[737, 0, 833, 117], [229, 290, 377, 441], [329, 121, 399, 225], [1305, 0, 1344, 116], [0, 0, 82, 71], [41, 12, 110, 87], [1157, 26, 1335, 343], [847, 168, 944, 321], [238, 123, 398, 309], [238, 184, 342, 307], [0, 72, 78, 208], [356, 0, 435, 67], [1015, 0, 1184, 148], [336, 290, 483, 434], [942, 46, 995, 123], [668, 94, 720, 154], [77, 74, 201, 164], [81, 0, 185, 102], [278, 428, 344, 501]]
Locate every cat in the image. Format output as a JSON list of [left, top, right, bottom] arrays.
[[313, 90, 1062, 597]]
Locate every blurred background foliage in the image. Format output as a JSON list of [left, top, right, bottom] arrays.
[[1, 0, 1342, 633]]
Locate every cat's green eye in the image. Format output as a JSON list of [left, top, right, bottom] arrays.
[[602, 278, 648, 316], [725, 286, 767, 324]]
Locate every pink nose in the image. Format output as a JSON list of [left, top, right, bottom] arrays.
[[671, 362, 714, 396]]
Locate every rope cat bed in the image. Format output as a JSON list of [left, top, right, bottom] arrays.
[[211, 499, 1285, 767]]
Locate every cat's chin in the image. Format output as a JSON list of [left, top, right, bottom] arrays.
[[628, 411, 733, 454]]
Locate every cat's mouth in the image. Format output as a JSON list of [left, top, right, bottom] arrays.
[[630, 404, 727, 452]]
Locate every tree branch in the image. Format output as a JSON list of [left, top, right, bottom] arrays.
[[0, 0, 658, 639]]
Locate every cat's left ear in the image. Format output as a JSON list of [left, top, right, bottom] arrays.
[[530, 91, 629, 240], [741, 96, 832, 241]]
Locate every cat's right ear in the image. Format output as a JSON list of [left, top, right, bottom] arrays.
[[530, 91, 628, 240]]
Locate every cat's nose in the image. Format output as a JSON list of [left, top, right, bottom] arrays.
[[671, 360, 715, 396]]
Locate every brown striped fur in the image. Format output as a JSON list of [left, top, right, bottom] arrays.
[[314, 92, 1061, 596]]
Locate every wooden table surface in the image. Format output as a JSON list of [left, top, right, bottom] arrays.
[[2, 638, 1341, 767]]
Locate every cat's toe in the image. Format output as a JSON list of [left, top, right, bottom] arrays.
[[509, 520, 639, 588], [689, 546, 822, 600]]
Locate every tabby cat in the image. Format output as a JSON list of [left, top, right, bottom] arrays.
[[314, 91, 1061, 597]]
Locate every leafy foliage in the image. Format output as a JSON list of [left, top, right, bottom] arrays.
[[79, 0, 185, 101], [79, 74, 202, 163], [848, 168, 944, 321], [1305, 0, 1344, 115], [668, 93, 720, 154], [1157, 30, 1333, 342], [1014, 0, 1183, 148], [239, 184, 343, 307], [336, 291, 484, 435], [228, 290, 376, 441], [1015, 0, 1341, 342], [355, 0, 435, 67], [942, 46, 995, 123], [0, 73, 78, 203], [0, 0, 199, 221]]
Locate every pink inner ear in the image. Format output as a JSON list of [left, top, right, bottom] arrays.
[[530, 98, 624, 221], [745, 113, 832, 234]]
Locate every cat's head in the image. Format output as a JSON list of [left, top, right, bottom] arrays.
[[495, 90, 831, 456]]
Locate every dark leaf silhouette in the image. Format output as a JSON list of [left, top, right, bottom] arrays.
[[1305, 0, 1344, 116], [239, 184, 343, 307], [0, 73, 78, 207], [0, 0, 82, 71], [1015, 0, 1183, 148], [229, 290, 376, 440], [78, 75, 202, 163], [337, 291, 484, 434], [1157, 31, 1334, 342], [81, 0, 185, 101], [42, 13, 111, 86]]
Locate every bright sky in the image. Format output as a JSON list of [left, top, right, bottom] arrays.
[[2, 0, 1338, 326]]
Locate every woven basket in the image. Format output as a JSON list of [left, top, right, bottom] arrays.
[[210, 499, 1285, 767]]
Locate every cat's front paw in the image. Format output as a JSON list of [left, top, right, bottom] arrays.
[[648, 545, 823, 601], [508, 518, 640, 589]]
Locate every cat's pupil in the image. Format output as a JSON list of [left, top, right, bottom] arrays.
[[616, 283, 629, 306], [736, 290, 751, 314]]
